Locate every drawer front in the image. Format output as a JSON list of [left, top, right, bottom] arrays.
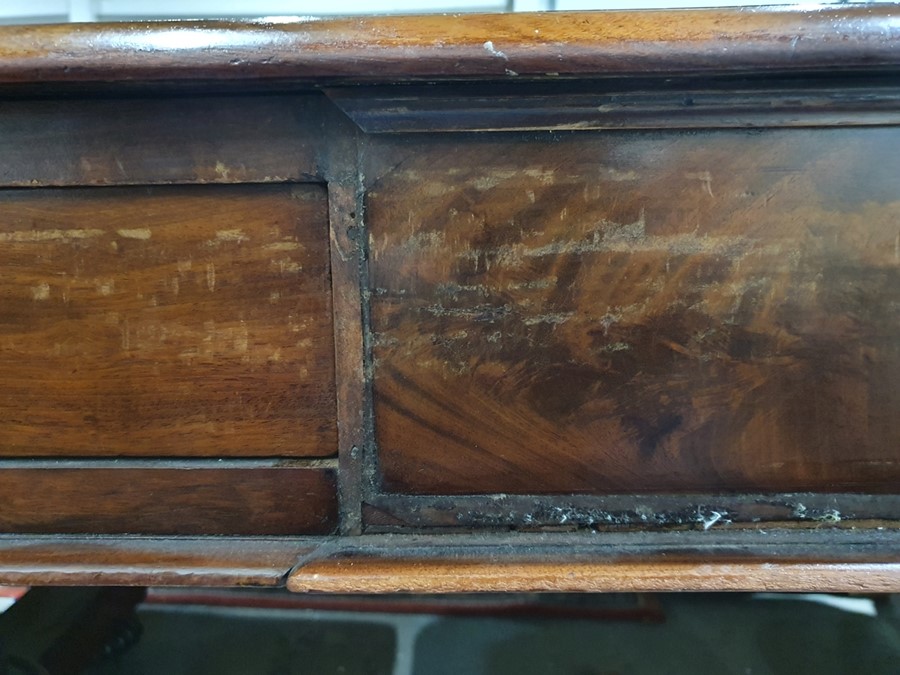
[[367, 128, 900, 495], [0, 183, 336, 458], [0, 464, 338, 536]]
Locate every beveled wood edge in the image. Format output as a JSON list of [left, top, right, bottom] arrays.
[[288, 559, 900, 594], [328, 83, 900, 134], [0, 537, 312, 587], [287, 529, 900, 593], [1, 529, 896, 589], [0, 6, 898, 85]]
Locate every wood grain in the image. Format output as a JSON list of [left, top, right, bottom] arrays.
[[329, 182, 368, 534], [329, 80, 900, 134], [0, 184, 336, 457], [0, 537, 312, 586], [288, 557, 900, 594], [0, 463, 337, 535], [0, 95, 321, 187], [0, 7, 898, 84], [368, 127, 900, 494]]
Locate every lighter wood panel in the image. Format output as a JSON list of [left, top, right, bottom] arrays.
[[0, 184, 336, 457], [368, 128, 900, 494]]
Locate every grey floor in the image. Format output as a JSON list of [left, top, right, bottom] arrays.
[[86, 592, 900, 675]]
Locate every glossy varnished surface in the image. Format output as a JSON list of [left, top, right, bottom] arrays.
[[368, 127, 900, 494], [289, 558, 900, 594], [0, 537, 312, 586], [0, 183, 335, 457], [288, 530, 900, 594], [0, 7, 898, 85]]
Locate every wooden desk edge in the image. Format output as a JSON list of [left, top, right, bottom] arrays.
[[288, 559, 900, 594], [0, 6, 898, 85], [0, 538, 309, 587], [1, 531, 897, 591]]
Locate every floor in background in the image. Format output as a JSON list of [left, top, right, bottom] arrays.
[[82, 592, 899, 675]]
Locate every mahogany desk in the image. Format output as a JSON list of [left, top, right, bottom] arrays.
[[0, 5, 896, 592]]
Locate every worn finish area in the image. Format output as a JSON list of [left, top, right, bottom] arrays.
[[0, 6, 897, 590], [0, 184, 335, 457], [368, 128, 900, 495], [0, 6, 898, 84]]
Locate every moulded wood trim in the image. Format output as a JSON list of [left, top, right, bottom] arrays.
[[288, 557, 900, 594], [327, 81, 900, 133], [0, 536, 311, 586], [0, 6, 899, 85], [1, 529, 896, 590], [286, 529, 900, 593]]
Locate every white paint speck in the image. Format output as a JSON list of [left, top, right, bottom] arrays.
[[216, 229, 248, 242], [483, 40, 508, 60], [687, 171, 715, 197], [0, 229, 103, 243], [701, 511, 724, 530], [264, 241, 301, 251], [31, 283, 50, 301], [117, 228, 152, 240]]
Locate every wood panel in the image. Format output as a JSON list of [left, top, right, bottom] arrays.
[[0, 464, 337, 535], [0, 7, 897, 85], [0, 184, 336, 457], [368, 127, 900, 494], [0, 95, 322, 187]]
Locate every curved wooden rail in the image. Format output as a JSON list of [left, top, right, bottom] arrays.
[[0, 6, 898, 84]]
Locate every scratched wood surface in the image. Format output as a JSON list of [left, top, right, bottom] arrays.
[[368, 127, 900, 495], [0, 183, 336, 457], [0, 95, 322, 188], [0, 6, 898, 85]]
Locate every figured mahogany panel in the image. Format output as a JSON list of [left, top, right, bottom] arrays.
[[368, 128, 900, 494], [0, 465, 337, 535], [0, 184, 336, 457]]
